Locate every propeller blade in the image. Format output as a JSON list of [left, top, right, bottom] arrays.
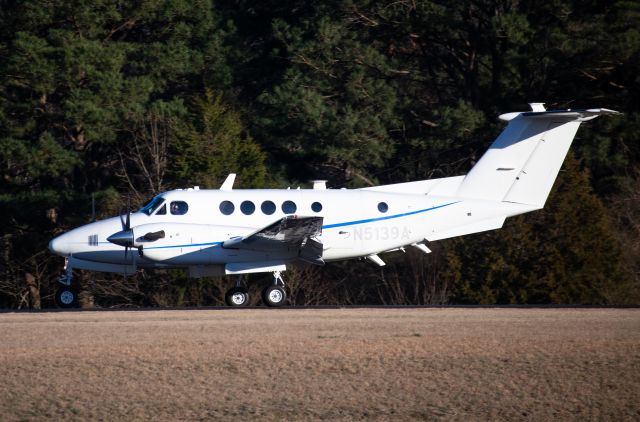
[[120, 196, 132, 231], [126, 197, 131, 230], [91, 193, 96, 222]]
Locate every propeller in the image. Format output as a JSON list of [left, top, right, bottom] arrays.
[[90, 193, 96, 222], [107, 197, 134, 258], [107, 198, 167, 259]]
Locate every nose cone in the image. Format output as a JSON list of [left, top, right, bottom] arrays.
[[49, 233, 70, 256], [107, 229, 134, 247]]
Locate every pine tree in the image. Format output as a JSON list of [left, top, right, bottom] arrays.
[[449, 153, 629, 304]]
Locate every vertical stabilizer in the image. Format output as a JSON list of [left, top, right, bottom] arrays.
[[455, 106, 619, 207]]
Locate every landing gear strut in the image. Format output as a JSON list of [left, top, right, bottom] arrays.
[[262, 271, 287, 307], [224, 277, 249, 307], [55, 258, 78, 308]]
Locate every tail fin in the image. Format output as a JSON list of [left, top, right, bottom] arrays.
[[455, 104, 620, 207]]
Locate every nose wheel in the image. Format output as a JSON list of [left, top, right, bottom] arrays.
[[55, 257, 79, 308], [55, 287, 78, 308]]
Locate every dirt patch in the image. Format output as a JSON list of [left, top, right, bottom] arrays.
[[1, 308, 639, 421]]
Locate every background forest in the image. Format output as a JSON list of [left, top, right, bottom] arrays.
[[1, 0, 638, 308]]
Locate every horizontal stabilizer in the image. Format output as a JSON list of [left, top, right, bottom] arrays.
[[456, 105, 619, 207], [499, 108, 620, 122]]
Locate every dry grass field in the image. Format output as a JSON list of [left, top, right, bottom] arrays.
[[0, 308, 639, 421]]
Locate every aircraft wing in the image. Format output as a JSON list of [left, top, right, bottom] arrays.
[[223, 216, 324, 265]]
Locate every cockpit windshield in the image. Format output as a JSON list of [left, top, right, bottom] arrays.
[[139, 196, 165, 216]]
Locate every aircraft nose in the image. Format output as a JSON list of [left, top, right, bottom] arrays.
[[49, 234, 69, 256]]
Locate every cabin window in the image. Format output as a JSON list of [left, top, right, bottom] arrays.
[[170, 201, 189, 215], [220, 200, 235, 215], [240, 201, 256, 215], [311, 202, 322, 213], [261, 200, 276, 215], [155, 204, 166, 215], [282, 200, 297, 214], [378, 202, 388, 213]]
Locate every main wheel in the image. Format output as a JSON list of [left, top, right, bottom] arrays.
[[262, 285, 287, 307], [225, 286, 249, 307], [55, 288, 78, 308]]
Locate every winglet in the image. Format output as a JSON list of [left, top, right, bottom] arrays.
[[220, 173, 236, 191]]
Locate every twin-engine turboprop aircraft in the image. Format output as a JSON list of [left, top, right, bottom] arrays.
[[49, 104, 619, 307]]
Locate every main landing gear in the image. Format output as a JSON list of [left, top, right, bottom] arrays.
[[225, 277, 250, 307], [224, 271, 288, 307], [55, 258, 78, 308], [262, 271, 287, 307]]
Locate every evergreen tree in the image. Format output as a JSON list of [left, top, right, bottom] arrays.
[[449, 154, 629, 304], [171, 90, 267, 189]]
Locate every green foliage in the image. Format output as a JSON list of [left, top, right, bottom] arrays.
[[256, 9, 400, 185], [449, 154, 629, 304], [0, 0, 638, 307], [171, 90, 267, 188]]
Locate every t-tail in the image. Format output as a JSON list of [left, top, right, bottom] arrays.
[[455, 103, 620, 208]]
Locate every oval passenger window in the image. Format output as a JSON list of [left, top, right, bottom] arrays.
[[240, 201, 256, 215], [378, 202, 388, 213], [311, 202, 322, 213], [220, 200, 235, 215], [261, 201, 276, 215], [282, 200, 297, 214]]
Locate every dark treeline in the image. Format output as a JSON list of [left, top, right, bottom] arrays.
[[1, 0, 638, 308]]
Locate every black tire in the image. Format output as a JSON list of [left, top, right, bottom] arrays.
[[225, 286, 249, 307], [55, 288, 78, 308], [262, 285, 287, 307]]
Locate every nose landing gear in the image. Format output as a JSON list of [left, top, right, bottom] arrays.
[[55, 258, 79, 308]]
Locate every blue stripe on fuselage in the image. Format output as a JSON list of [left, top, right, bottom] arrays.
[[107, 201, 460, 250], [322, 201, 460, 229], [144, 241, 223, 250]]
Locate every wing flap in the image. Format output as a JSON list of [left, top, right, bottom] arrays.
[[223, 216, 325, 264]]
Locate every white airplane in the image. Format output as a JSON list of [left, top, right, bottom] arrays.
[[49, 104, 619, 308]]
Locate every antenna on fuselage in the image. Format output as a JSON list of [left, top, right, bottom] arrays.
[[220, 173, 236, 191]]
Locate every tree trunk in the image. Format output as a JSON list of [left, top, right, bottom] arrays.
[[24, 272, 41, 309]]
